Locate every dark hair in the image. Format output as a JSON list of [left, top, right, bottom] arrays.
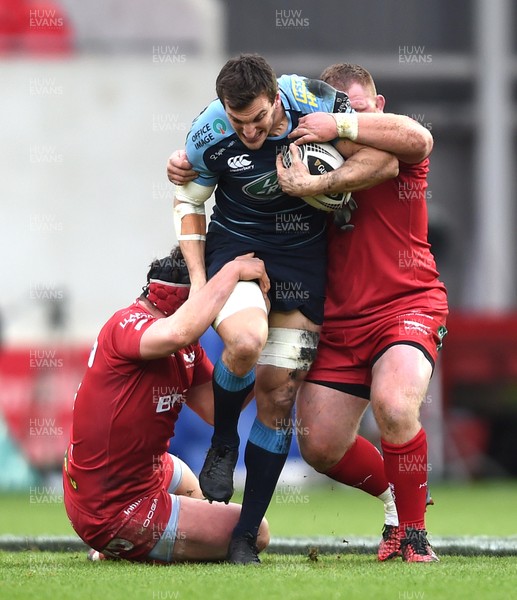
[[142, 246, 189, 297], [216, 53, 278, 110], [320, 63, 377, 96]]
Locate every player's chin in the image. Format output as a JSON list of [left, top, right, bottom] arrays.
[[240, 135, 266, 150]]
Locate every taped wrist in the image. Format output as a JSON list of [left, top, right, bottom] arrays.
[[333, 113, 359, 141]]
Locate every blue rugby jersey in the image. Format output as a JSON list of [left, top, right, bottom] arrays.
[[184, 75, 352, 249]]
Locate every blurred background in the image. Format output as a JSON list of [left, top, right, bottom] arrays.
[[0, 0, 516, 494]]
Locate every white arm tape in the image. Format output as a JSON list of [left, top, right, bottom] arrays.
[[174, 181, 214, 241], [178, 233, 207, 241], [174, 181, 214, 204], [332, 113, 359, 141]]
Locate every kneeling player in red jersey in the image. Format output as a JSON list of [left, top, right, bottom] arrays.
[[63, 247, 270, 563]]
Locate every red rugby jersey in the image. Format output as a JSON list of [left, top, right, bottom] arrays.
[[324, 159, 447, 323], [64, 301, 212, 518]]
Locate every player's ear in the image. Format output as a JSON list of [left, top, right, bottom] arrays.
[[375, 94, 386, 111]]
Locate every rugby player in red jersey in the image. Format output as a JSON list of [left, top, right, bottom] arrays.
[[63, 247, 270, 563], [279, 63, 447, 562]]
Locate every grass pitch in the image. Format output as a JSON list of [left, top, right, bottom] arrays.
[[1, 480, 516, 600], [1, 478, 515, 537], [1, 551, 516, 600]]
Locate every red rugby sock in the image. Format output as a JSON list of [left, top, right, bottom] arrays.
[[381, 428, 428, 530], [325, 435, 389, 497]]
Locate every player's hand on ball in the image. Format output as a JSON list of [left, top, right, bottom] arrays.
[[167, 149, 198, 185], [289, 113, 338, 145], [276, 143, 314, 197]]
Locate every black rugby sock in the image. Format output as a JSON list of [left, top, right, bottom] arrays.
[[212, 381, 254, 448], [211, 359, 255, 449], [233, 420, 291, 538]]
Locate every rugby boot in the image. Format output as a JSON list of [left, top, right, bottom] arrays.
[[199, 445, 238, 503], [401, 527, 439, 562], [227, 532, 260, 565], [377, 524, 402, 561]]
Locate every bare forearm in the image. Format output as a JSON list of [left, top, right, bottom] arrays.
[[355, 113, 433, 163], [174, 204, 207, 289], [179, 238, 206, 289], [291, 112, 433, 164], [305, 147, 398, 195], [334, 145, 399, 191]]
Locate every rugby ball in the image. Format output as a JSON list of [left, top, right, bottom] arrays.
[[282, 142, 351, 212]]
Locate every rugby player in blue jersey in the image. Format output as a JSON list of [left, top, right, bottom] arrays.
[[170, 54, 398, 563]]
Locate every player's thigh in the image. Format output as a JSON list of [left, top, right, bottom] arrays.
[[296, 381, 369, 463], [268, 308, 321, 332], [214, 281, 269, 348], [172, 498, 269, 562], [168, 455, 203, 499], [370, 344, 433, 418]]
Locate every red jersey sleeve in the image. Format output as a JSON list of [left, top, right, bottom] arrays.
[[106, 305, 155, 363]]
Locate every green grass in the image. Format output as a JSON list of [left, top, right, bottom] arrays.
[[1, 552, 516, 600], [268, 479, 517, 537], [1, 480, 516, 537], [1, 481, 516, 600]]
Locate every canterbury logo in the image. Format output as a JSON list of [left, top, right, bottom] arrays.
[[228, 154, 252, 169]]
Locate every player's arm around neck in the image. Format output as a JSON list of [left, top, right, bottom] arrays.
[[139, 255, 269, 360], [290, 112, 433, 164], [346, 113, 433, 164]]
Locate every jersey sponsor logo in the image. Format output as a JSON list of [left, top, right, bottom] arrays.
[[212, 118, 227, 135], [242, 170, 283, 200], [210, 146, 227, 160], [155, 393, 185, 413], [291, 78, 318, 107], [192, 122, 215, 150], [227, 154, 253, 171], [142, 497, 159, 529], [123, 498, 143, 516], [398, 312, 433, 338], [119, 312, 152, 329]]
